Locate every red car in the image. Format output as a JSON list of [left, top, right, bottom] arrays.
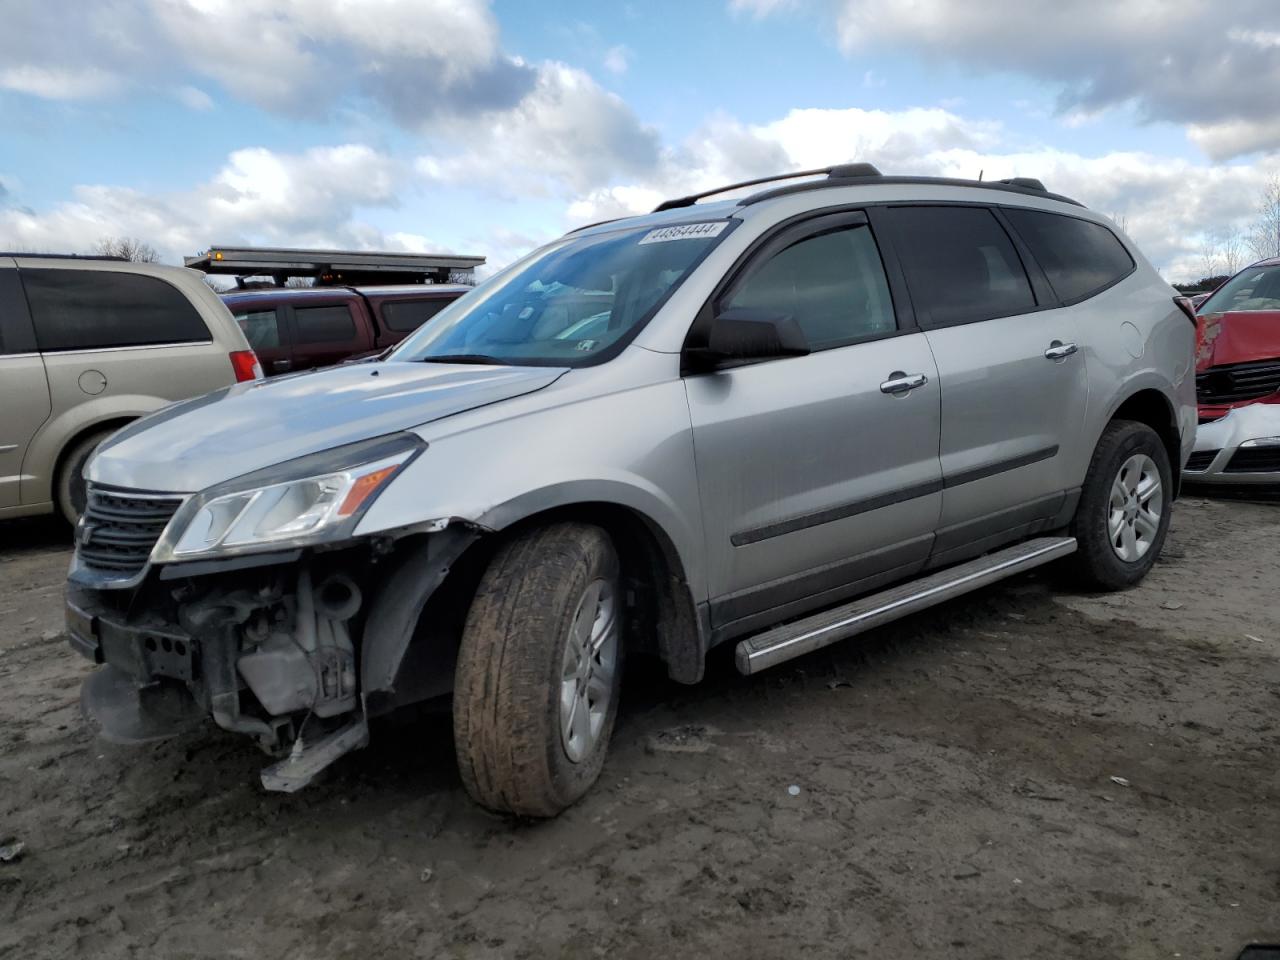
[[1184, 259, 1280, 487], [222, 283, 470, 376], [1195, 259, 1280, 421]]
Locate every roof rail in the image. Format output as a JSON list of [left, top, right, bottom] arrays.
[[653, 163, 883, 212], [0, 252, 127, 261]]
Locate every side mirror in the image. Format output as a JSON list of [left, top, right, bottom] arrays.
[[686, 307, 810, 370]]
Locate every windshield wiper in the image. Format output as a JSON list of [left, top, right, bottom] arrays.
[[418, 354, 507, 365]]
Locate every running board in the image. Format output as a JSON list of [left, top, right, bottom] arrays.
[[734, 536, 1077, 675]]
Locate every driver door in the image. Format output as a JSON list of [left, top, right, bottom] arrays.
[[683, 212, 943, 638]]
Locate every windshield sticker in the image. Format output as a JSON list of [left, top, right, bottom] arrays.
[[638, 222, 729, 244]]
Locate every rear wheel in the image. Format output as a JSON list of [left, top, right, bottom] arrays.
[[1069, 420, 1172, 590], [55, 429, 116, 525], [453, 522, 623, 817]]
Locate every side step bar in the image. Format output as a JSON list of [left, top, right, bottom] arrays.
[[735, 536, 1077, 675]]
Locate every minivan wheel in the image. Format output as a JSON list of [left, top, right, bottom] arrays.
[[453, 522, 623, 817], [55, 429, 115, 525], [1069, 420, 1173, 591]]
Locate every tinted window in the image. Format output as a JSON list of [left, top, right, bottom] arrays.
[[380, 297, 452, 333], [22, 269, 209, 351], [1004, 208, 1134, 303], [235, 309, 281, 350], [294, 304, 356, 343], [724, 224, 895, 350], [884, 206, 1036, 326]]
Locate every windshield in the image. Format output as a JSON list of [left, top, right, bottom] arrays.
[[1200, 263, 1280, 314], [390, 221, 733, 366]]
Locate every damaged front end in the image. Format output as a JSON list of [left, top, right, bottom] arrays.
[[67, 431, 483, 792], [1196, 310, 1280, 422]]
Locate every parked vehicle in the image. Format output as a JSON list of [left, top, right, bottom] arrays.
[[0, 254, 260, 525], [66, 164, 1196, 816], [222, 284, 470, 375], [1184, 258, 1280, 487]]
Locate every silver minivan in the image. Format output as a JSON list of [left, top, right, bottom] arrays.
[[66, 165, 1197, 816], [0, 255, 260, 524]]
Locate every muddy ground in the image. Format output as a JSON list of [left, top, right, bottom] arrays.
[[1, 497, 1278, 959]]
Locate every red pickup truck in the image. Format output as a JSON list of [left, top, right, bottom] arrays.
[[221, 284, 470, 376]]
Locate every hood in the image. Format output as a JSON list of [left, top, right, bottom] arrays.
[[1196, 309, 1280, 370], [91, 361, 567, 492]]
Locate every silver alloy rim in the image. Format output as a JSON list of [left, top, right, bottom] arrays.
[[1108, 453, 1163, 563], [559, 578, 618, 763]]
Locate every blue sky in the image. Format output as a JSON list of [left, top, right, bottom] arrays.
[[2, 0, 1279, 281]]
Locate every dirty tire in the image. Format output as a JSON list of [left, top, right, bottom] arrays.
[[453, 522, 622, 817], [1069, 419, 1173, 591], [56, 429, 115, 525]]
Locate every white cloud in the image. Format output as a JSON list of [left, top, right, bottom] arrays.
[[0, 64, 122, 100], [603, 45, 631, 75], [0, 144, 415, 262], [728, 0, 798, 18], [728, 0, 1280, 159], [416, 62, 659, 193], [173, 85, 214, 111]]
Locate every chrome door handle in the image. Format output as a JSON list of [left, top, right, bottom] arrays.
[[1044, 340, 1078, 361], [880, 371, 929, 395]]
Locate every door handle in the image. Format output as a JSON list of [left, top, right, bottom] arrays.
[[880, 371, 929, 395], [271, 359, 292, 372], [1044, 340, 1078, 361]]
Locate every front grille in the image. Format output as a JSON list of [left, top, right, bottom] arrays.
[[1185, 450, 1219, 472], [1196, 359, 1280, 405], [77, 484, 184, 577], [1224, 447, 1280, 474]]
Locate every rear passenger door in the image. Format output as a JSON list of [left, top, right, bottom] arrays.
[[0, 262, 50, 509], [287, 301, 373, 370], [874, 205, 1087, 565]]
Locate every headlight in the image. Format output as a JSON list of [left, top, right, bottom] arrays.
[[152, 433, 424, 563]]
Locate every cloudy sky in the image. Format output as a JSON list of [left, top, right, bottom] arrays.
[[2, 0, 1279, 281]]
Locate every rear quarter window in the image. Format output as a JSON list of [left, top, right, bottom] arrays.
[[379, 297, 452, 333], [1003, 208, 1135, 304], [22, 268, 210, 351]]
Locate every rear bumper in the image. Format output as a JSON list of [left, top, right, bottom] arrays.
[[1185, 404, 1280, 485]]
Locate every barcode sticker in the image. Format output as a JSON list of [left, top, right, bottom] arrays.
[[638, 222, 729, 244]]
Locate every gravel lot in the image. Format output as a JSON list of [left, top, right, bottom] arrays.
[[1, 497, 1278, 959]]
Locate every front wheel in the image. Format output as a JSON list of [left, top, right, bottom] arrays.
[[1069, 420, 1173, 591], [453, 522, 623, 817]]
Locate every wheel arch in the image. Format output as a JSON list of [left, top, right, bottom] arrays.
[[1106, 387, 1183, 495], [47, 416, 138, 509], [492, 501, 707, 684], [362, 496, 708, 717]]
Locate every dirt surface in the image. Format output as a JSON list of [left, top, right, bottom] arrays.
[[1, 499, 1278, 959]]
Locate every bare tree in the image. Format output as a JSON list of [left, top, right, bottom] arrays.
[[1247, 173, 1280, 261], [1198, 234, 1222, 281], [1218, 224, 1246, 275], [91, 236, 160, 262]]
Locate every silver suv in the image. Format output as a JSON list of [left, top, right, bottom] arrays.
[[1, 255, 260, 523], [66, 165, 1196, 816]]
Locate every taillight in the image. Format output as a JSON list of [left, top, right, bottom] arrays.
[[229, 349, 263, 382], [1173, 296, 1198, 326]]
